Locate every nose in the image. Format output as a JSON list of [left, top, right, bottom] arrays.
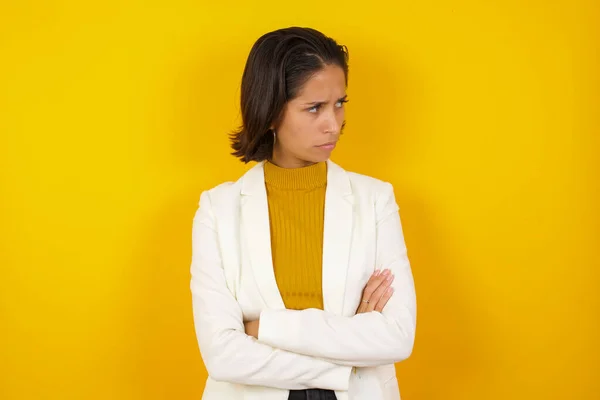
[[323, 111, 341, 134]]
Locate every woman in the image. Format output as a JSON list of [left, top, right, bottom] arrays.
[[190, 27, 417, 400]]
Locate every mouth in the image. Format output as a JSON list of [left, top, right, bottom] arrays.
[[316, 141, 337, 150]]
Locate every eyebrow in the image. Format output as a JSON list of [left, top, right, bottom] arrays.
[[302, 95, 348, 106]]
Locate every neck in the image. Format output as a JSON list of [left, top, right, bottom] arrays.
[[264, 159, 327, 189], [270, 149, 315, 169]]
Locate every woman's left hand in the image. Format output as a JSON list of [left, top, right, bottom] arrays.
[[356, 268, 395, 314]]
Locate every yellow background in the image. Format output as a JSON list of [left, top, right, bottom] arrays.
[[1, 1, 598, 399]]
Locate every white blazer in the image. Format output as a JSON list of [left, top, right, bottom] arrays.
[[190, 160, 417, 400]]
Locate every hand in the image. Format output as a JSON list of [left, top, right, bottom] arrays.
[[244, 319, 260, 339], [356, 269, 395, 314]]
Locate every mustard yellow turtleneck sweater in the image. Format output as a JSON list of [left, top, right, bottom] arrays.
[[264, 161, 327, 310]]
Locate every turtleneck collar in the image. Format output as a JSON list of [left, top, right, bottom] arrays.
[[264, 161, 327, 190]]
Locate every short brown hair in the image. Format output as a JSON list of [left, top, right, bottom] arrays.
[[230, 27, 349, 163]]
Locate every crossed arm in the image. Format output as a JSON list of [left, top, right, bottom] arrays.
[[190, 184, 416, 390]]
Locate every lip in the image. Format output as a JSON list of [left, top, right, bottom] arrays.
[[316, 142, 337, 150]]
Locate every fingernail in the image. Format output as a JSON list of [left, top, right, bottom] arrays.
[[374, 269, 380, 276], [387, 287, 394, 294], [386, 274, 394, 282], [383, 269, 391, 276]]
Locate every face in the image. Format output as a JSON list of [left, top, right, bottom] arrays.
[[271, 64, 347, 168]]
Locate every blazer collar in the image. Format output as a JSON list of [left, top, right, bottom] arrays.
[[241, 159, 352, 198]]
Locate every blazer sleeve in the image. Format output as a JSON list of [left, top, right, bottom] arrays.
[[191, 190, 352, 390], [258, 182, 417, 367]]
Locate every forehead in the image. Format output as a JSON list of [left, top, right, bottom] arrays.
[[294, 64, 346, 100]]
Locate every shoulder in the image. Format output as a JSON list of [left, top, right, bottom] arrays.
[[202, 180, 238, 200], [197, 162, 262, 209], [331, 161, 398, 219], [331, 160, 394, 197], [197, 179, 241, 216], [347, 171, 396, 216], [347, 171, 393, 193]]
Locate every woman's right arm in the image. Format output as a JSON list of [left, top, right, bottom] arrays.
[[190, 190, 352, 391]]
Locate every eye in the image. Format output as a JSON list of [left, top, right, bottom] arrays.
[[335, 98, 349, 108], [308, 104, 321, 113]]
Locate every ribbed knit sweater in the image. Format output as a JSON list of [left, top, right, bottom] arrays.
[[264, 161, 327, 310]]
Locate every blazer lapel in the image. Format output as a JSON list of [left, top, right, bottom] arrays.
[[240, 162, 286, 309], [322, 160, 354, 316], [239, 160, 354, 314]]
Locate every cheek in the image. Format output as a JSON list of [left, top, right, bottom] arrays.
[[287, 115, 316, 142], [337, 108, 346, 124]]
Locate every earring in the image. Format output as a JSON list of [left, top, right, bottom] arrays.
[[272, 129, 277, 144]]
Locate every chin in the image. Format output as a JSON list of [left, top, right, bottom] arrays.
[[307, 154, 331, 164], [293, 149, 333, 166]]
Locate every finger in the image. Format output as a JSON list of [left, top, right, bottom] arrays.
[[362, 269, 390, 301], [367, 273, 394, 312], [366, 270, 392, 302], [373, 287, 394, 312], [356, 300, 367, 314], [356, 282, 377, 313], [362, 272, 390, 310], [363, 269, 381, 289], [357, 269, 392, 314]]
